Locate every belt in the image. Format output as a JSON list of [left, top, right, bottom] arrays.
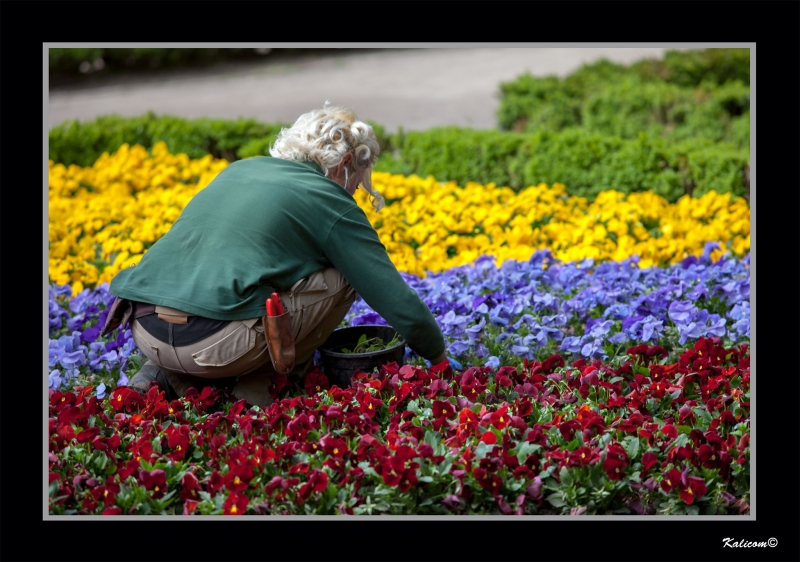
[[154, 305, 195, 324]]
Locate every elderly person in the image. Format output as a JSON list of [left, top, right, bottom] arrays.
[[103, 103, 447, 407]]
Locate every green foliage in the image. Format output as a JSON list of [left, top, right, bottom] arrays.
[[340, 333, 402, 354], [637, 48, 751, 88], [496, 49, 750, 150], [49, 114, 395, 169], [48, 113, 290, 167], [376, 126, 749, 202]]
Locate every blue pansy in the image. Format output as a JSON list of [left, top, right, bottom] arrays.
[[465, 316, 486, 342], [484, 356, 501, 370], [48, 369, 62, 390], [668, 300, 698, 324], [560, 336, 582, 354]]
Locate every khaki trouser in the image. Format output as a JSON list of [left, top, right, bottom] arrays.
[[130, 267, 356, 407]]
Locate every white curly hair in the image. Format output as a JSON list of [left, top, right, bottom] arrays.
[[269, 101, 385, 211]]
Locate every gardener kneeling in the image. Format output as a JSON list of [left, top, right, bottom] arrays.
[[101, 103, 448, 408]]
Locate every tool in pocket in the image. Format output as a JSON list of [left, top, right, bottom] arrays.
[[263, 292, 296, 374]]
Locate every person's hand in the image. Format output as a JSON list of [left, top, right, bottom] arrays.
[[424, 355, 462, 370]]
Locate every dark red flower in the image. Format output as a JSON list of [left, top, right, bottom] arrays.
[[640, 451, 659, 473], [322, 404, 343, 422], [426, 378, 453, 400], [223, 491, 249, 515], [92, 434, 121, 455], [679, 476, 707, 504], [659, 468, 683, 493], [265, 476, 292, 500], [567, 446, 600, 468], [138, 469, 167, 499], [285, 413, 312, 440], [432, 400, 456, 420], [298, 468, 329, 502], [51, 391, 78, 412], [90, 479, 120, 507], [602, 443, 629, 480], [558, 419, 582, 441], [359, 394, 383, 419], [54, 424, 75, 449], [184, 385, 220, 412], [319, 434, 348, 458], [304, 368, 330, 396], [75, 426, 101, 444], [459, 368, 487, 399], [165, 424, 191, 462], [117, 458, 140, 481], [180, 471, 201, 502], [380, 455, 406, 487], [480, 431, 497, 445], [660, 424, 678, 439], [472, 467, 503, 492], [697, 444, 722, 469], [102, 506, 122, 516], [109, 387, 145, 412]]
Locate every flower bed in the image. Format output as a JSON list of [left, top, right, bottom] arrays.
[[49, 336, 749, 515], [48, 250, 750, 516], [47, 145, 749, 516]]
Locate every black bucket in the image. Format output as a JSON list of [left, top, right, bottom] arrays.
[[319, 325, 406, 388]]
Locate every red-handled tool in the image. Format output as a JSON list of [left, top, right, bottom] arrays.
[[266, 293, 284, 317], [271, 292, 285, 315]]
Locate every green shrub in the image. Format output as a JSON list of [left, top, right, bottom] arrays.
[[377, 127, 749, 202], [49, 113, 289, 167], [49, 114, 397, 168], [580, 78, 750, 147], [634, 48, 750, 88], [497, 49, 750, 148]]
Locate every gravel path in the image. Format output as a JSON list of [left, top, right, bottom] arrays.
[[48, 47, 679, 132]]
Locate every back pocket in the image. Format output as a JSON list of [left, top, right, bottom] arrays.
[[131, 319, 160, 363], [191, 322, 255, 367]]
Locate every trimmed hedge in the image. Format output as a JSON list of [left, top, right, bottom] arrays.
[[49, 113, 394, 169], [497, 49, 751, 148], [377, 127, 749, 202], [49, 113, 290, 168]]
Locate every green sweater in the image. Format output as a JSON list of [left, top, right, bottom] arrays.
[[109, 156, 445, 360]]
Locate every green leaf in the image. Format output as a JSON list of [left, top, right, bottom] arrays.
[[667, 433, 690, 451], [474, 441, 490, 460], [93, 451, 108, 472], [546, 493, 566, 508], [437, 457, 453, 477], [559, 466, 573, 486], [622, 436, 640, 459], [692, 407, 712, 425]]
